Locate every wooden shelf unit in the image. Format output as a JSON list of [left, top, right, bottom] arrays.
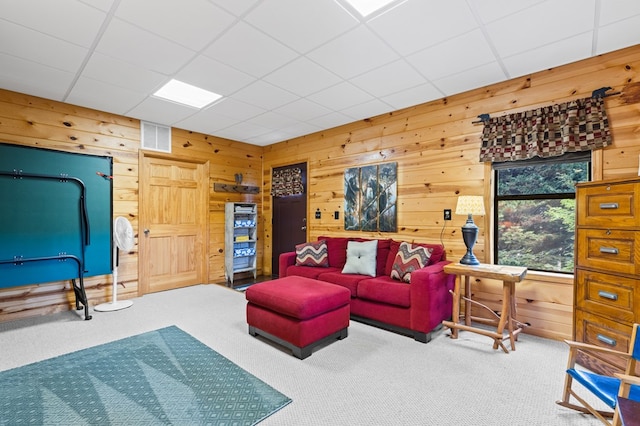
[[225, 202, 258, 286]]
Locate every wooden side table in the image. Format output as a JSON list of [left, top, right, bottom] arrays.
[[442, 263, 527, 353]]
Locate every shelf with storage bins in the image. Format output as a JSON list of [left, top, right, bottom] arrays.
[[225, 202, 258, 286]]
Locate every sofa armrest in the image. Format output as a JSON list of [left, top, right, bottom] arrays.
[[408, 260, 456, 333], [278, 251, 297, 277]]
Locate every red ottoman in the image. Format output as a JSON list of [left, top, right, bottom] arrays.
[[246, 276, 350, 359]]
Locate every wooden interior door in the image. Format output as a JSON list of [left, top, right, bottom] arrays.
[[139, 153, 208, 294], [272, 163, 307, 277]]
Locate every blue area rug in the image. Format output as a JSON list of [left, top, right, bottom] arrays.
[[0, 326, 291, 425]]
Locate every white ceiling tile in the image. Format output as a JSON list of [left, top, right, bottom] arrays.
[[83, 52, 167, 93], [175, 55, 256, 97], [380, 82, 443, 110], [0, 53, 74, 101], [96, 18, 195, 75], [203, 21, 297, 78], [233, 80, 298, 110], [307, 111, 357, 130], [264, 57, 341, 97], [467, 0, 545, 24], [1, 0, 107, 47], [502, 32, 593, 79], [174, 109, 238, 134], [204, 98, 265, 121], [274, 122, 323, 138], [599, 0, 640, 25], [219, 121, 272, 139], [307, 26, 399, 79], [432, 62, 507, 96], [211, 0, 260, 17], [407, 29, 495, 81], [350, 60, 427, 98], [369, 0, 478, 55], [274, 98, 332, 121], [66, 77, 148, 115], [245, 0, 358, 53], [248, 111, 299, 129], [115, 0, 235, 51], [485, 0, 595, 57], [79, 0, 115, 12], [0, 20, 88, 72], [246, 131, 294, 146], [596, 15, 640, 55], [340, 98, 394, 120], [126, 96, 199, 126], [307, 82, 374, 111]]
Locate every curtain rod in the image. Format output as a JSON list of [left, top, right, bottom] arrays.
[[472, 86, 621, 124]]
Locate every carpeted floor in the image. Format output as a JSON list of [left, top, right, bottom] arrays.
[[0, 325, 291, 425], [0, 283, 606, 425]]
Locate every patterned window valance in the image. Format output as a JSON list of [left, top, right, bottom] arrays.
[[479, 96, 611, 163], [271, 167, 304, 197]]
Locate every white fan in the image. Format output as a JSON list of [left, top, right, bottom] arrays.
[[95, 216, 135, 312]]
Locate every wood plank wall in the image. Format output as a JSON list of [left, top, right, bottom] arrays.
[[1, 44, 639, 339], [262, 44, 640, 340], [0, 89, 261, 321]]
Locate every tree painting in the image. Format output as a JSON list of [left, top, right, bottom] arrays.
[[344, 162, 397, 232]]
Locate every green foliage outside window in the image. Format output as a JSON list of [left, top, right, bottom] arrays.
[[495, 159, 589, 273]]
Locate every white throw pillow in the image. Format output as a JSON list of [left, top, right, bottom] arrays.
[[341, 240, 378, 277]]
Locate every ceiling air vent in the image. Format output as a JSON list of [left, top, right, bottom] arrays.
[[141, 121, 171, 153]]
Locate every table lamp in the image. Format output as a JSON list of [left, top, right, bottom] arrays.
[[455, 195, 485, 265]]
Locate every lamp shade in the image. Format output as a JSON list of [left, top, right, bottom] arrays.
[[455, 195, 485, 216]]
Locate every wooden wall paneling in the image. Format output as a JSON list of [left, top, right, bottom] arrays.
[[263, 45, 640, 340], [170, 129, 263, 284]]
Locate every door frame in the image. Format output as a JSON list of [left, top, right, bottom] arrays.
[[138, 150, 210, 296]]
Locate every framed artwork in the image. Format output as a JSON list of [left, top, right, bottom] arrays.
[[344, 162, 397, 232]]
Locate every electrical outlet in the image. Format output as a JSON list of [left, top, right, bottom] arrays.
[[444, 209, 452, 220], [334, 211, 340, 220]]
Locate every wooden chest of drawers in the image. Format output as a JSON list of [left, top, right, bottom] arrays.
[[574, 178, 640, 376]]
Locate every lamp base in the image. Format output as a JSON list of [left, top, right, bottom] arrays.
[[459, 251, 480, 265]]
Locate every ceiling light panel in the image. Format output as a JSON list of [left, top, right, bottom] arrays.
[[342, 0, 400, 17], [153, 79, 222, 109]]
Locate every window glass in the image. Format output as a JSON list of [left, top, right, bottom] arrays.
[[494, 156, 590, 273]]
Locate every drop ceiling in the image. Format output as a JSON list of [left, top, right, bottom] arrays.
[[1, 0, 639, 146]]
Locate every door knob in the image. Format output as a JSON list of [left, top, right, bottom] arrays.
[[144, 229, 150, 235], [301, 226, 307, 231]]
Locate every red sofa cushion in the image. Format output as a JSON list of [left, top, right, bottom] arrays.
[[245, 276, 350, 320], [317, 270, 366, 297], [319, 236, 349, 268], [286, 265, 340, 279], [357, 276, 411, 308]]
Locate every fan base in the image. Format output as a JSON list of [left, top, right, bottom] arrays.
[[94, 300, 133, 312]]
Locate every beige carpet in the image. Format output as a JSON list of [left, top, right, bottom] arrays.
[[0, 283, 605, 425]]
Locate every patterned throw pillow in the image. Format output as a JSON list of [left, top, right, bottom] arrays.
[[295, 240, 329, 267], [390, 242, 433, 283]]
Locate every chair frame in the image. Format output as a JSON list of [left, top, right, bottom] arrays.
[[556, 323, 639, 426]]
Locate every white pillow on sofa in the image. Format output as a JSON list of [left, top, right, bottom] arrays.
[[341, 240, 378, 277]]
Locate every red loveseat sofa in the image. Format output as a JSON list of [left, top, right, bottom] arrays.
[[279, 236, 456, 343]]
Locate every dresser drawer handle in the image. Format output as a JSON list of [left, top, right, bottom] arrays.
[[599, 247, 619, 254], [598, 290, 618, 301], [596, 334, 617, 346], [599, 202, 619, 209]]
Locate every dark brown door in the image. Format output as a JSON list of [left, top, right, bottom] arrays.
[[272, 163, 307, 277]]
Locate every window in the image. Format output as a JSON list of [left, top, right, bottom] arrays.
[[493, 153, 590, 273]]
